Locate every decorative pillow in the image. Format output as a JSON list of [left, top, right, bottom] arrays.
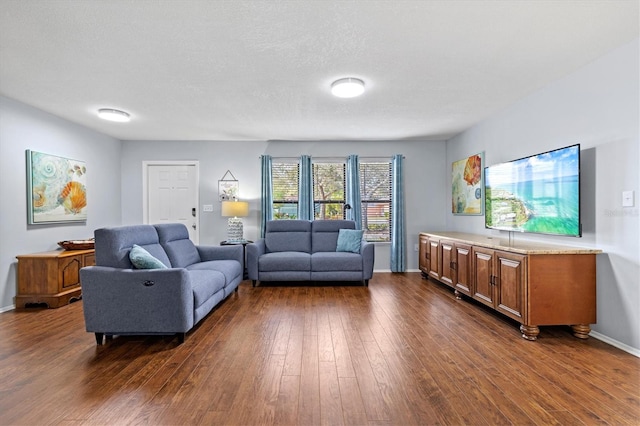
[[336, 229, 364, 253], [129, 244, 168, 269]]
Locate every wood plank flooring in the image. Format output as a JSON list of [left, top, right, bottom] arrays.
[[0, 272, 638, 425]]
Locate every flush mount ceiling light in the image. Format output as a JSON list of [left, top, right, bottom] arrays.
[[331, 77, 365, 98], [97, 108, 130, 122]]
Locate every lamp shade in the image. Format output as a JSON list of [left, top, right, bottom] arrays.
[[221, 201, 249, 217]]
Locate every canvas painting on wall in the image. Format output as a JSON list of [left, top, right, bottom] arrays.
[[26, 150, 87, 224], [452, 152, 483, 215]]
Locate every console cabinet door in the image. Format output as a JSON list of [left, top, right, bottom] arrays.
[[439, 240, 455, 287], [454, 243, 472, 297], [494, 250, 526, 322], [59, 256, 82, 290], [419, 234, 430, 275], [472, 247, 495, 308], [427, 238, 440, 280]]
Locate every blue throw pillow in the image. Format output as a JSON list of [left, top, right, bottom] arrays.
[[336, 229, 364, 253], [129, 244, 168, 269]]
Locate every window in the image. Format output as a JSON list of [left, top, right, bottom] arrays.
[[272, 161, 299, 219], [313, 162, 345, 220], [270, 157, 393, 243], [360, 161, 391, 242]]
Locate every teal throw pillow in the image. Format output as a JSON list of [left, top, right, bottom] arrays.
[[336, 229, 364, 253], [129, 244, 168, 269]]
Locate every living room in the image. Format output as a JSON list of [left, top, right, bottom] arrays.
[[0, 1, 638, 424]]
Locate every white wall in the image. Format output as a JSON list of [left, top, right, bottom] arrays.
[[445, 39, 640, 351], [0, 96, 122, 311], [120, 139, 448, 271]]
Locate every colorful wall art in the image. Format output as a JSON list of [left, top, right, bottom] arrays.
[[218, 169, 239, 201], [452, 152, 483, 215], [26, 150, 87, 224]]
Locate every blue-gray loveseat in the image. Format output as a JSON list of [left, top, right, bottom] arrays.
[[80, 223, 243, 345], [246, 220, 374, 287]]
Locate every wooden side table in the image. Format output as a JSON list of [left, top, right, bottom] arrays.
[[220, 240, 252, 279], [16, 249, 95, 308]]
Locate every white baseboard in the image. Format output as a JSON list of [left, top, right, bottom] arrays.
[[590, 331, 640, 358], [0, 304, 15, 313]]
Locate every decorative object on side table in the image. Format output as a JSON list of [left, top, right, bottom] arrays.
[[221, 200, 249, 241], [57, 238, 95, 250]]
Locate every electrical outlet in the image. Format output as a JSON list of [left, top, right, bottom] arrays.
[[622, 191, 634, 207], [203, 204, 214, 212]]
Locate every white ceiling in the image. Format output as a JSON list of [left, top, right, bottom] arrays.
[[0, 1, 638, 142]]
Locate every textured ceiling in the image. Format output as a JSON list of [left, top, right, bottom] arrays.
[[0, 1, 638, 141]]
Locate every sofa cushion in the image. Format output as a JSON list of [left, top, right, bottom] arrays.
[[129, 244, 169, 269], [187, 260, 242, 287], [155, 223, 201, 268], [311, 252, 363, 272], [259, 251, 311, 271], [95, 225, 172, 269], [265, 220, 312, 253], [188, 270, 225, 308], [336, 229, 364, 253], [311, 220, 356, 253]]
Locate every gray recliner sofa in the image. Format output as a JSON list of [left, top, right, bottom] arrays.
[[246, 220, 374, 286], [80, 223, 243, 345]]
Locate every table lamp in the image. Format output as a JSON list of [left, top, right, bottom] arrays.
[[221, 200, 249, 241]]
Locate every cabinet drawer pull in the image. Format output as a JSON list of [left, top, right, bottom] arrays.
[[143, 280, 155, 287]]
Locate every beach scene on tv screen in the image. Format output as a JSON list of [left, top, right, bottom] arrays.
[[485, 145, 580, 236]]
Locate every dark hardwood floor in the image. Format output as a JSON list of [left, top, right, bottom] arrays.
[[0, 272, 638, 425]]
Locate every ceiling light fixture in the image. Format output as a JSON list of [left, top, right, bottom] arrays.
[[331, 77, 365, 98], [97, 108, 131, 122]]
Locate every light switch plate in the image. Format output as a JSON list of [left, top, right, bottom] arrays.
[[622, 191, 634, 207], [203, 204, 214, 212]]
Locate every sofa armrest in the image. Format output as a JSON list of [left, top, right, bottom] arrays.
[[197, 245, 243, 264], [246, 239, 266, 280], [361, 241, 375, 280], [80, 266, 194, 334]]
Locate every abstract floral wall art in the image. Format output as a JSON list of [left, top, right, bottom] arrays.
[[452, 152, 483, 215], [26, 150, 87, 224]]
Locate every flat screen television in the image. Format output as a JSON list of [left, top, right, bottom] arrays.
[[484, 144, 581, 237]]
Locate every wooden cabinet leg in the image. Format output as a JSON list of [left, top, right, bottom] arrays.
[[571, 324, 591, 339], [520, 325, 540, 341]]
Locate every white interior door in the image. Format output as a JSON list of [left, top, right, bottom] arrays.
[[146, 163, 199, 243]]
